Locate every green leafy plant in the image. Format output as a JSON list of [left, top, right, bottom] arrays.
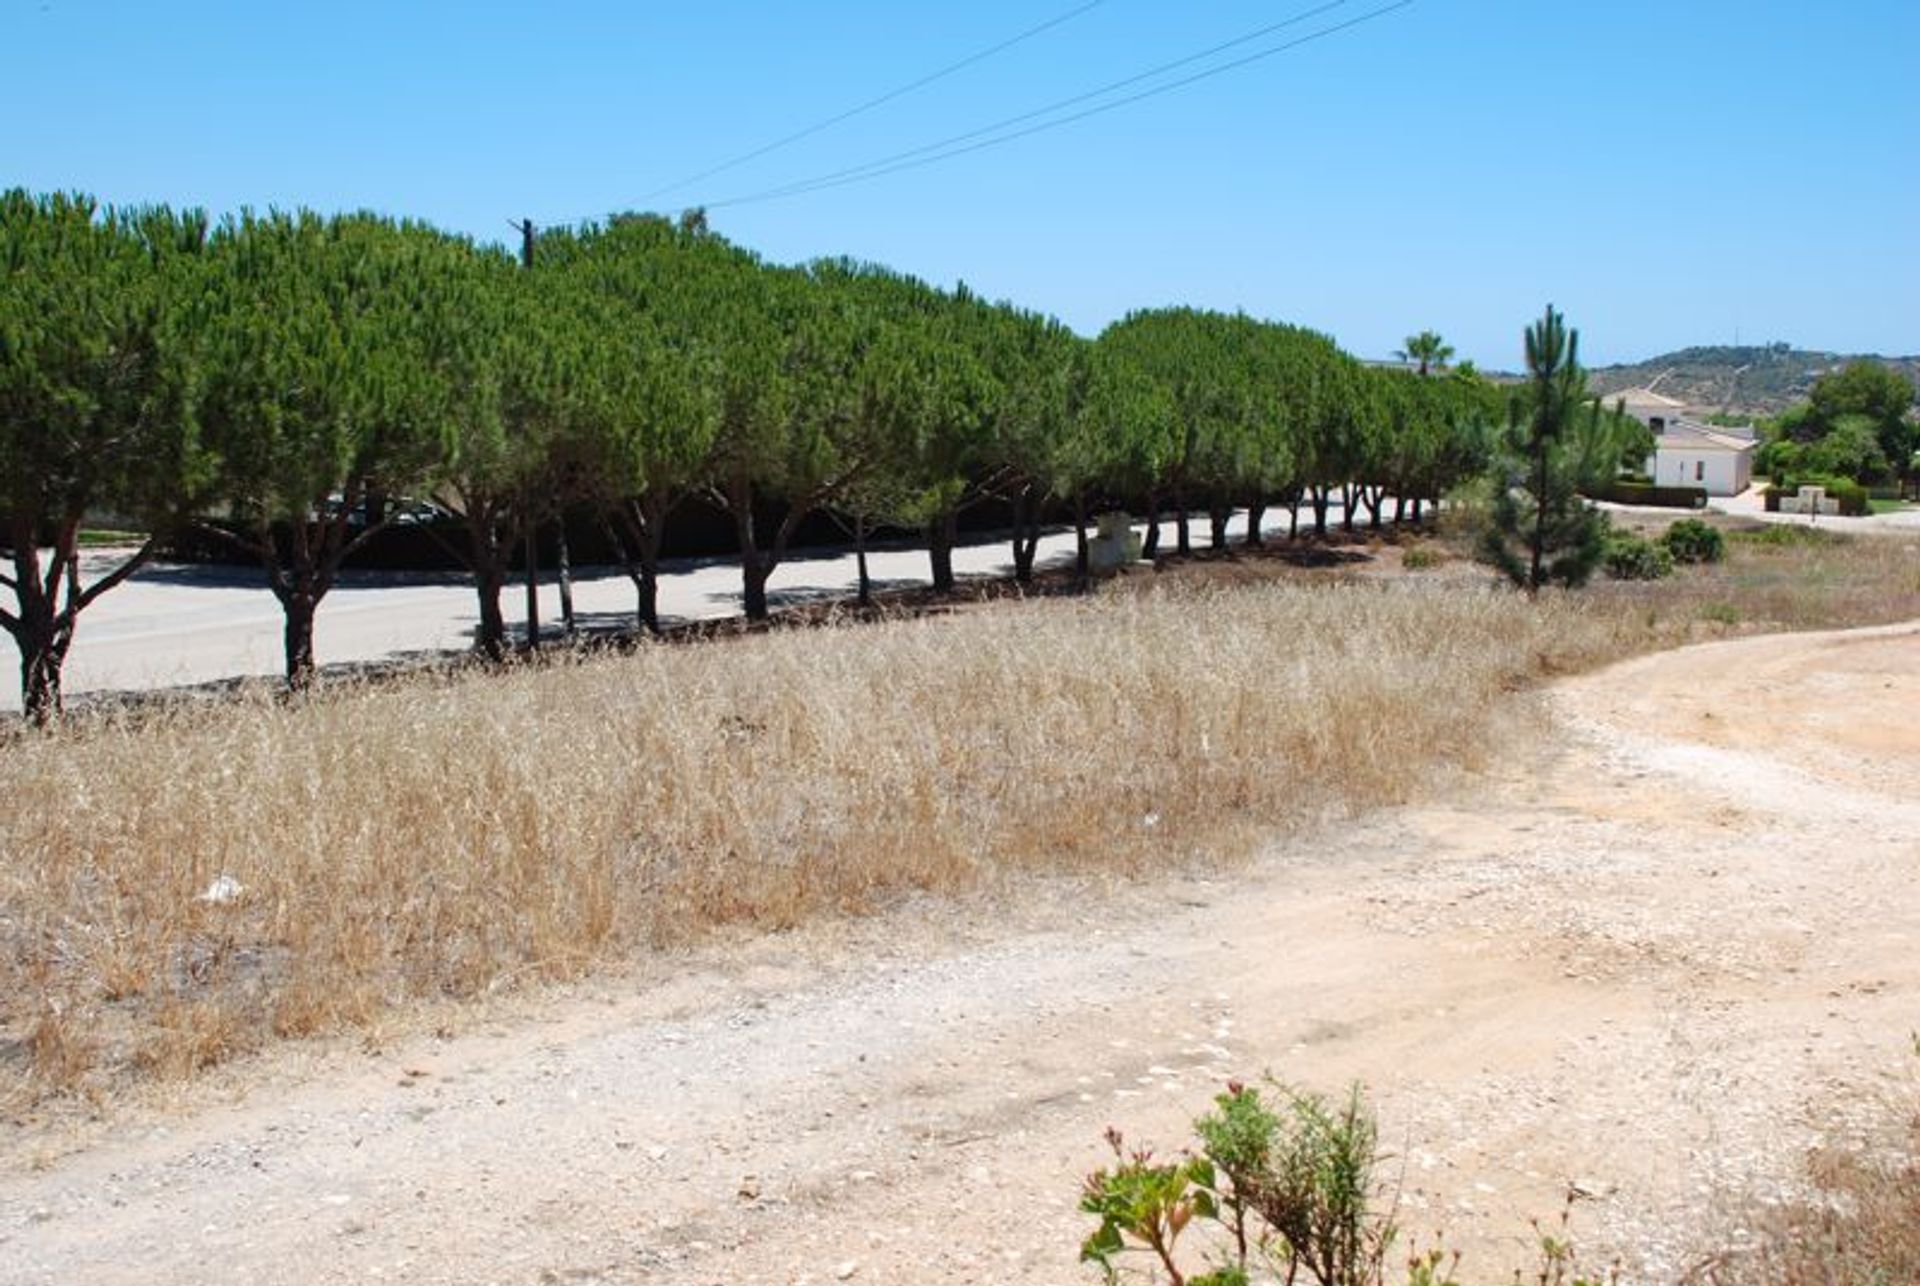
[[1602, 534, 1674, 581], [1084, 1084, 1623, 1285], [1082, 1126, 1221, 1286], [1659, 518, 1724, 564]]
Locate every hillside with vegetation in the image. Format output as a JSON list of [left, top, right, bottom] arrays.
[[1588, 343, 1920, 417]]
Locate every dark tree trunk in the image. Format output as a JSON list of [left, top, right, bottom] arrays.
[[606, 491, 670, 635], [281, 591, 317, 691], [555, 513, 576, 637], [1208, 501, 1231, 551], [1393, 495, 1408, 524], [1141, 493, 1162, 559], [726, 477, 771, 623], [18, 635, 66, 728], [461, 501, 514, 663], [1310, 487, 1331, 538], [1412, 496, 1425, 523], [1364, 486, 1385, 529], [1340, 483, 1359, 533], [854, 514, 872, 608], [475, 565, 507, 663], [927, 509, 957, 593], [741, 555, 771, 622], [1072, 492, 1090, 585], [1245, 500, 1266, 548], [1289, 496, 1301, 540], [1009, 487, 1041, 584], [6, 512, 157, 726], [1175, 490, 1192, 556], [523, 519, 542, 650]]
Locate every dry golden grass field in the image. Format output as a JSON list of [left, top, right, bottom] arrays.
[[1, 520, 1916, 1113]]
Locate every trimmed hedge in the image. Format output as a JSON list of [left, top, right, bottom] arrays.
[[1592, 482, 1709, 509]]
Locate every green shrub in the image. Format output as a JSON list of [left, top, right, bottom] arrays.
[[1081, 1084, 1611, 1285], [1767, 474, 1871, 517], [1603, 533, 1674, 580], [1661, 518, 1725, 564], [1401, 546, 1443, 571]]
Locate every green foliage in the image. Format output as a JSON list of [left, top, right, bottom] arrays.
[[1759, 360, 1917, 486], [1082, 1082, 1626, 1285], [1660, 518, 1724, 564], [1081, 1127, 1219, 1285], [1480, 307, 1609, 593], [1602, 531, 1674, 581], [1083, 1082, 1398, 1286], [1766, 473, 1869, 516], [1395, 330, 1454, 376], [1400, 545, 1444, 571], [0, 189, 213, 720]]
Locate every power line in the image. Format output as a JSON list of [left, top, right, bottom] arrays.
[[640, 0, 1112, 204], [696, 0, 1396, 210]]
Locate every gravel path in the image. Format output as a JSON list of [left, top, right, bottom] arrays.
[[3, 622, 1916, 1283]]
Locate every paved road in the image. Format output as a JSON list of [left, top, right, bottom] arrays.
[[7, 508, 1348, 712], [1707, 482, 1920, 531]]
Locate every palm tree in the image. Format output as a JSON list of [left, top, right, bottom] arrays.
[[1396, 330, 1455, 377]]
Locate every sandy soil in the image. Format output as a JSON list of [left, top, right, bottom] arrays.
[[3, 622, 1917, 1284]]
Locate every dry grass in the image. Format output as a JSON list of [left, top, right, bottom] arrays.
[[1690, 1089, 1920, 1284], [2, 522, 1917, 1108]]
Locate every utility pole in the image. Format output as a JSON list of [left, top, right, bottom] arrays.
[[518, 219, 541, 651]]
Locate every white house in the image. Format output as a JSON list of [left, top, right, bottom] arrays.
[[1645, 419, 1756, 496]]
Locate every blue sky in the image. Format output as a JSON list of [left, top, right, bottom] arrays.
[[7, 0, 1916, 368]]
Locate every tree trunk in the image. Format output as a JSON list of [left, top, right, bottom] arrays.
[[1073, 492, 1090, 585], [741, 555, 771, 621], [854, 514, 872, 609], [18, 634, 66, 728], [1010, 488, 1040, 584], [1141, 493, 1162, 559], [465, 504, 512, 663], [1364, 486, 1385, 529], [1310, 488, 1330, 538], [1340, 483, 1359, 533], [927, 510, 957, 593], [1289, 496, 1301, 540], [523, 520, 541, 650], [1393, 495, 1408, 524], [607, 492, 669, 635], [1208, 501, 1231, 551], [727, 475, 772, 623], [555, 513, 576, 638], [282, 590, 317, 692], [1412, 496, 1425, 523], [1245, 500, 1266, 548], [1175, 490, 1192, 556], [475, 564, 507, 663]]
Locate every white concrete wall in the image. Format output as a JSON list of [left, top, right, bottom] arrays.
[[1647, 448, 1750, 496]]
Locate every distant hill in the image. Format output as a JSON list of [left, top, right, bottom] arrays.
[[1587, 345, 1920, 420]]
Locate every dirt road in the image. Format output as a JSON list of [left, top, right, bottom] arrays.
[[4, 623, 1917, 1284]]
